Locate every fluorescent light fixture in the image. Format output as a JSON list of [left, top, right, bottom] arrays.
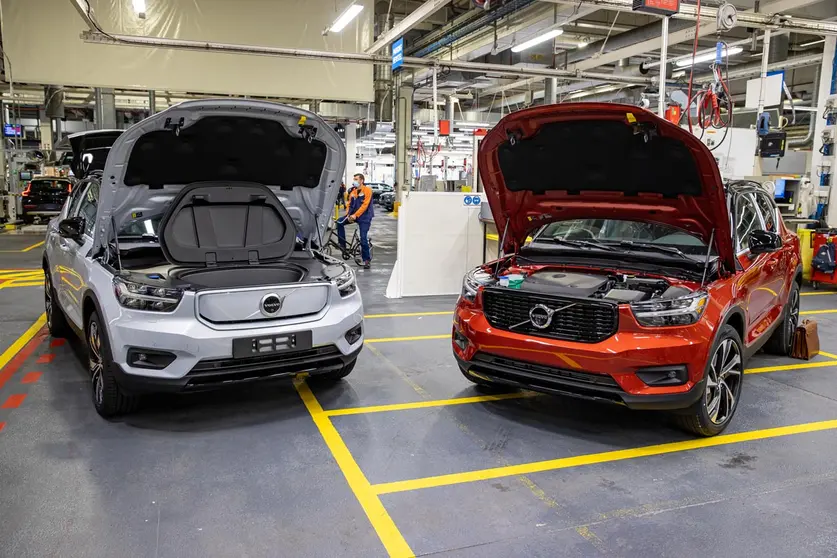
[[676, 46, 743, 67], [132, 0, 146, 18], [511, 29, 564, 53], [799, 39, 825, 48], [329, 3, 364, 33]]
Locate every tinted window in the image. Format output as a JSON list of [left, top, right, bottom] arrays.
[[67, 181, 89, 216], [30, 179, 71, 193], [754, 192, 777, 233], [74, 183, 100, 236], [735, 194, 764, 252]]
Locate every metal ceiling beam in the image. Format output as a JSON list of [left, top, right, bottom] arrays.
[[366, 0, 453, 53], [540, 0, 837, 34]]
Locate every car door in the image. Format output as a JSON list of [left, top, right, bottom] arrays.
[[49, 179, 88, 313], [753, 190, 789, 317], [57, 181, 99, 329], [733, 193, 772, 335]]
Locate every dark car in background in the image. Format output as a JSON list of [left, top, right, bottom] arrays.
[[380, 190, 395, 212], [21, 178, 73, 224], [368, 182, 393, 203]]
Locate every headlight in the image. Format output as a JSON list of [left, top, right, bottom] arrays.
[[461, 267, 495, 302], [334, 265, 357, 297], [113, 277, 183, 312], [631, 291, 708, 327]]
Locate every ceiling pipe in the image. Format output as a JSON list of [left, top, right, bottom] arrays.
[[542, 0, 837, 35], [366, 0, 453, 53], [80, 31, 654, 85], [692, 53, 822, 83]]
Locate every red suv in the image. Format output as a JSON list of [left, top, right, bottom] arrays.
[[453, 103, 801, 437]]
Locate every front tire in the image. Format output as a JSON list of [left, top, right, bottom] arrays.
[[44, 268, 70, 337], [764, 282, 800, 356], [87, 311, 138, 418], [674, 325, 744, 437]]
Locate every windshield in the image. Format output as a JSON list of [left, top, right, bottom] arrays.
[[118, 213, 163, 239], [534, 219, 712, 257]]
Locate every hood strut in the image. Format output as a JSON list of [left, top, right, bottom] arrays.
[[495, 217, 510, 276]]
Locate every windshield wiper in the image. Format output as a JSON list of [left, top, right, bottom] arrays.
[[606, 241, 690, 259], [546, 237, 617, 251]]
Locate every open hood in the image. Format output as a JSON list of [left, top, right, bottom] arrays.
[[478, 103, 735, 271], [92, 99, 345, 256], [60, 130, 123, 178]]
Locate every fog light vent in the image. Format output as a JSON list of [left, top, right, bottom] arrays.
[[345, 324, 363, 345], [453, 330, 469, 351], [636, 365, 688, 386], [127, 348, 176, 370]]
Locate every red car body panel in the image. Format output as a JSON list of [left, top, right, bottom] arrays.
[[455, 104, 801, 416]]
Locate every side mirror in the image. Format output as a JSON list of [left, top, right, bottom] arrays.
[[58, 217, 85, 241], [749, 229, 782, 255]]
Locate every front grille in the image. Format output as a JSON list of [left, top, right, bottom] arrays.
[[482, 288, 617, 343], [186, 345, 343, 388]]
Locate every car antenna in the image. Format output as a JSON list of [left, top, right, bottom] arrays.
[[701, 228, 715, 287], [111, 215, 123, 272]]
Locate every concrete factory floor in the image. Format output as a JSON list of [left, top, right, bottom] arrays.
[[2, 217, 837, 557]]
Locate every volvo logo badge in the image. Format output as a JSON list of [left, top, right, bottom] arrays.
[[260, 294, 284, 317], [528, 303, 576, 330]]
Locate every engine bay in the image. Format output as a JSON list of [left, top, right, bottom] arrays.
[[512, 269, 692, 303]]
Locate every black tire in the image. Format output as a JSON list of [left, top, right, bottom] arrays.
[[353, 242, 373, 266], [764, 282, 800, 356], [673, 324, 744, 437], [87, 311, 139, 418], [44, 267, 71, 338], [310, 359, 357, 383]]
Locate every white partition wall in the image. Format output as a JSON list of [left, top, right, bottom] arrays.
[[386, 192, 485, 298]]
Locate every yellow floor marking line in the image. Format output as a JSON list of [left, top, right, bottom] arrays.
[[817, 351, 837, 360], [372, 418, 837, 495], [801, 291, 837, 296], [745, 360, 837, 374], [295, 381, 414, 557], [20, 240, 45, 252], [324, 392, 534, 417], [364, 311, 452, 319], [365, 334, 449, 344], [0, 313, 46, 371], [801, 309, 837, 315]]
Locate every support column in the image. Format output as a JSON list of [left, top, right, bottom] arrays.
[[395, 73, 414, 203], [344, 122, 358, 188], [149, 90, 157, 115], [658, 17, 669, 117], [94, 88, 117, 129], [544, 77, 557, 105], [445, 95, 456, 122]]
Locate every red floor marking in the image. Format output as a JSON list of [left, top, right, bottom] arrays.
[[50, 339, 66, 348], [36, 353, 55, 364], [21, 371, 42, 384], [0, 422, 4, 433], [2, 394, 26, 409], [0, 329, 48, 390]]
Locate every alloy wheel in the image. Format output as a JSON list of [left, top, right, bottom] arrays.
[[704, 338, 742, 425], [786, 288, 800, 352], [44, 273, 53, 328], [88, 321, 104, 406]]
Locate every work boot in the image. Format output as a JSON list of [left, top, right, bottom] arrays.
[[363, 261, 371, 269]]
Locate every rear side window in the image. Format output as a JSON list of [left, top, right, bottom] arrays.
[[735, 194, 764, 252], [74, 183, 100, 236], [754, 192, 777, 233]]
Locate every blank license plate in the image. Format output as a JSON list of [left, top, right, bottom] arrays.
[[232, 331, 313, 359]]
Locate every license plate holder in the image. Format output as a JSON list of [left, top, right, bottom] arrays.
[[232, 331, 313, 359]]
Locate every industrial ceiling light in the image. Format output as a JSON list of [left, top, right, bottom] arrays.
[[511, 29, 564, 53], [329, 3, 364, 33], [132, 0, 147, 19], [675, 46, 743, 67]]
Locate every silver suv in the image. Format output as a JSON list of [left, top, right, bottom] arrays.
[[43, 100, 364, 417]]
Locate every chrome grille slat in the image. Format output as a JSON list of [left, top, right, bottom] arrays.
[[482, 289, 618, 343]]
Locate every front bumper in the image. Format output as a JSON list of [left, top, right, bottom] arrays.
[[103, 285, 364, 391], [454, 304, 715, 409], [455, 352, 705, 410]]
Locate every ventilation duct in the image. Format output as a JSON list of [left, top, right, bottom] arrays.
[[373, 3, 394, 122]]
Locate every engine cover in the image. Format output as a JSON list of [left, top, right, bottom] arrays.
[[521, 271, 609, 297]]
